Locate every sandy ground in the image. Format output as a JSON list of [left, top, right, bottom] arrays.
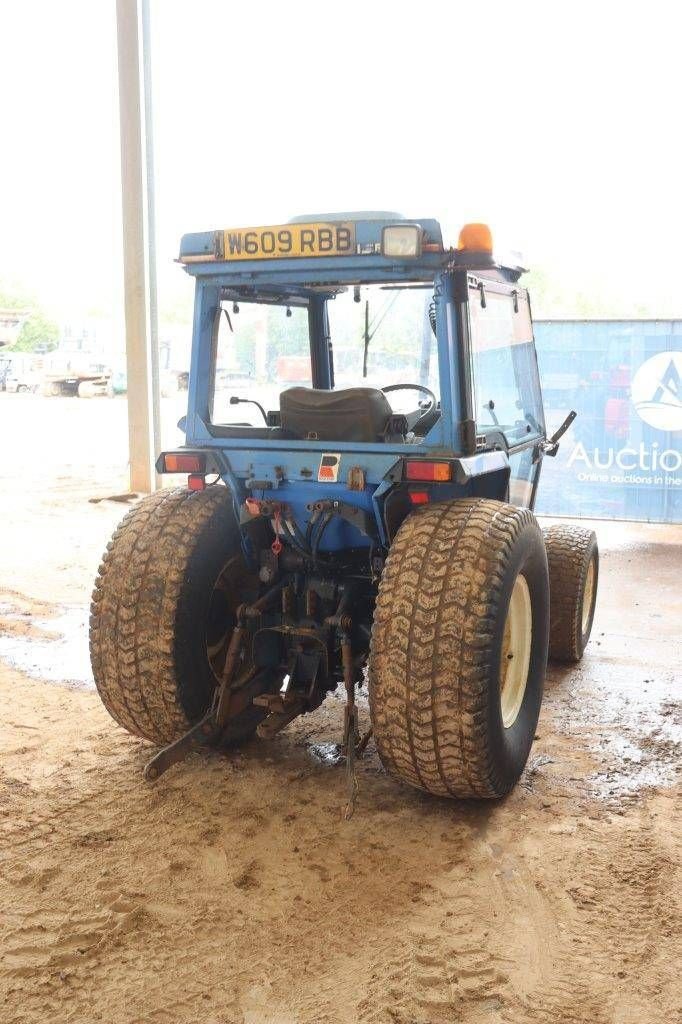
[[0, 394, 680, 1024]]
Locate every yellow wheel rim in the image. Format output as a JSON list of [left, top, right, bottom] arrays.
[[581, 557, 596, 635], [500, 574, 532, 729]]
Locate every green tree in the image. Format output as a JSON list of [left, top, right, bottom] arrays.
[[13, 312, 60, 352]]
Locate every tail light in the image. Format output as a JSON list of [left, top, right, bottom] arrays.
[[408, 490, 430, 505], [161, 452, 206, 474], [404, 460, 452, 482], [187, 474, 206, 492]]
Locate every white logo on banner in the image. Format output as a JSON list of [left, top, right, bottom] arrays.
[[631, 351, 682, 432]]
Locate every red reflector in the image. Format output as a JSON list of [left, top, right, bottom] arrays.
[[405, 460, 452, 482], [163, 452, 205, 473], [187, 474, 206, 491], [409, 490, 430, 505]]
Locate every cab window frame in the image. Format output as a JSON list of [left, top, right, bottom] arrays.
[[465, 276, 546, 509], [208, 293, 313, 429], [466, 276, 546, 453]]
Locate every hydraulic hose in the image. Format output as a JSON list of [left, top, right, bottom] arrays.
[[312, 511, 334, 564], [281, 519, 311, 559], [286, 517, 311, 553]]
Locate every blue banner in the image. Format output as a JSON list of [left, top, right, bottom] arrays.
[[534, 320, 682, 523]]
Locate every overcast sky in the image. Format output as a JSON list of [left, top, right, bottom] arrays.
[[0, 0, 680, 323]]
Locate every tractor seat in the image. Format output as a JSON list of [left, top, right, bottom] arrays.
[[280, 386, 393, 442]]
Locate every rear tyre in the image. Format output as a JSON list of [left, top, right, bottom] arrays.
[[543, 525, 598, 663], [89, 486, 263, 745], [369, 499, 549, 799]]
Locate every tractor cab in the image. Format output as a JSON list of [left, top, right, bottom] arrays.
[[161, 214, 548, 552]]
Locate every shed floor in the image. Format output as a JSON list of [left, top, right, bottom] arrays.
[[0, 395, 680, 1024]]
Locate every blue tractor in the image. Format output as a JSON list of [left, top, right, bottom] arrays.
[[90, 214, 598, 805]]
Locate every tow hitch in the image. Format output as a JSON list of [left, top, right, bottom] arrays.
[[143, 579, 372, 818]]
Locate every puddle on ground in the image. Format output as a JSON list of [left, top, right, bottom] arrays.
[[0, 606, 93, 687], [588, 726, 680, 799], [307, 742, 343, 766], [546, 666, 680, 800], [593, 683, 678, 797], [0, 596, 677, 802]]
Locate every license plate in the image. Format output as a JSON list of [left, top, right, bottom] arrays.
[[222, 222, 356, 260]]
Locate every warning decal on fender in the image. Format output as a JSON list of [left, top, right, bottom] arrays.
[[318, 454, 341, 482]]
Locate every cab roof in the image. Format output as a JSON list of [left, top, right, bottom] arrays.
[[178, 213, 526, 283]]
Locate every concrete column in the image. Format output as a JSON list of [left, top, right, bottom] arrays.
[[116, 0, 160, 492]]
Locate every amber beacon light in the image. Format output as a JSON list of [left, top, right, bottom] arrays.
[[457, 223, 493, 253]]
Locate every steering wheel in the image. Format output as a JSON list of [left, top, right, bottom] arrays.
[[381, 383, 437, 434]]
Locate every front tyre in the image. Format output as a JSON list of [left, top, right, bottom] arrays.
[[368, 499, 549, 799], [89, 486, 262, 745], [544, 525, 599, 663]]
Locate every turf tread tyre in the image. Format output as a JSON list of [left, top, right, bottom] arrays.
[[544, 524, 598, 663], [90, 486, 250, 744], [368, 498, 548, 799]]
